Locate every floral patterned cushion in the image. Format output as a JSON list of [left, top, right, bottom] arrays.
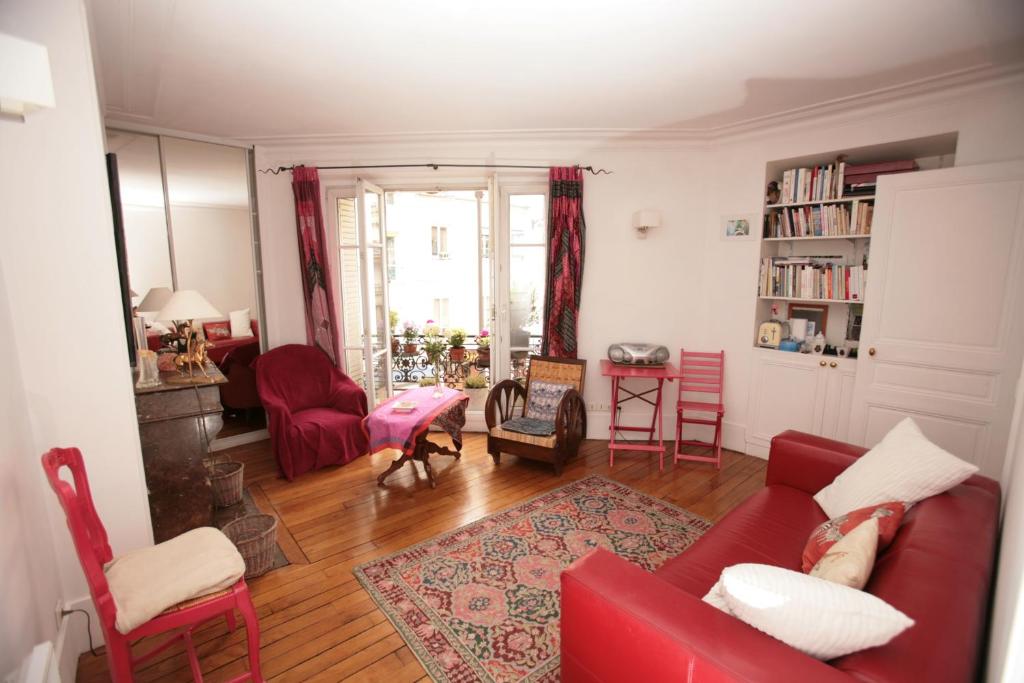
[[525, 381, 572, 421], [802, 501, 905, 573]]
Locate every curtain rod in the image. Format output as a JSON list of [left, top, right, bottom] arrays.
[[257, 163, 612, 176]]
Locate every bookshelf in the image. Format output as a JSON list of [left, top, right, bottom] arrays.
[[744, 133, 961, 460], [752, 135, 958, 352]]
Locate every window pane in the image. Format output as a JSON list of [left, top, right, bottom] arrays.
[[365, 190, 382, 244], [510, 194, 546, 244], [509, 245, 545, 348]]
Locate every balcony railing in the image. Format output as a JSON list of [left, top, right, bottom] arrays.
[[385, 334, 542, 389]]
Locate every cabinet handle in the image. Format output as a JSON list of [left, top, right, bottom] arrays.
[[829, 361, 838, 368], [819, 360, 826, 367], [868, 347, 876, 356]]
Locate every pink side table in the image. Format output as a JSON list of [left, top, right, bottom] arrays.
[[600, 359, 681, 471]]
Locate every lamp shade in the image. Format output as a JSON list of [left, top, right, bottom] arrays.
[[632, 210, 661, 230], [137, 286, 173, 313], [0, 33, 56, 120], [156, 290, 222, 322]]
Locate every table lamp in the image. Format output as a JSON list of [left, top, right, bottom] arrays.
[[137, 286, 173, 313], [156, 290, 222, 384]]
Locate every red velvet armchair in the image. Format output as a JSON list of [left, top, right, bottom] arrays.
[[254, 344, 369, 480]]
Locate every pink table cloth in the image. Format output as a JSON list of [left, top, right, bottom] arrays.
[[363, 386, 469, 456]]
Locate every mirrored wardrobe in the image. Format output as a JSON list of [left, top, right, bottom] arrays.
[[106, 128, 267, 443]]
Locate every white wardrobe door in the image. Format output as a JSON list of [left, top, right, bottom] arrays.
[[849, 161, 1024, 478]]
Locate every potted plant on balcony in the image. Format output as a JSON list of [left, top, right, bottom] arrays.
[[447, 328, 467, 362], [422, 321, 448, 396], [463, 373, 488, 411], [475, 329, 491, 366], [390, 310, 400, 355], [401, 320, 419, 355]]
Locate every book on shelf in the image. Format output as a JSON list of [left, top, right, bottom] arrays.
[[775, 161, 845, 204], [763, 200, 873, 238], [758, 255, 866, 301], [770, 159, 919, 207]]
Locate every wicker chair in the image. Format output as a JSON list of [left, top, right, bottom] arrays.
[[485, 355, 587, 475]]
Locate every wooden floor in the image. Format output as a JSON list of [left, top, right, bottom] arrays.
[[77, 434, 766, 682]]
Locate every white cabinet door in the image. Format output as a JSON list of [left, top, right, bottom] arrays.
[[746, 350, 827, 456], [820, 359, 856, 441], [849, 161, 1024, 478]]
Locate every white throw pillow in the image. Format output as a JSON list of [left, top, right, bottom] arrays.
[[810, 517, 879, 589], [814, 417, 977, 518], [229, 308, 254, 338], [712, 563, 913, 660], [701, 578, 731, 613]]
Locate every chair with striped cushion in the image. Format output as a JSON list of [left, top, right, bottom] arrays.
[[673, 349, 726, 469], [485, 355, 587, 475]]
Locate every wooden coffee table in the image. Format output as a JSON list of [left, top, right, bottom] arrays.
[[362, 386, 470, 489]]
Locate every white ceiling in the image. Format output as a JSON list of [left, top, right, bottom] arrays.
[[88, 0, 1024, 141]]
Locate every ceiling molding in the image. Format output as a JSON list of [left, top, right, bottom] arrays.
[[241, 62, 1023, 158], [106, 61, 1023, 166]]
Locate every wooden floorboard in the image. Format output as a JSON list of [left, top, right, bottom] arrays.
[[76, 434, 766, 682]]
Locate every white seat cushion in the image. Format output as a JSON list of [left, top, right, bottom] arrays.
[[105, 527, 245, 634]]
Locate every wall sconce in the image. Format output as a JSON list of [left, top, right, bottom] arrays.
[[0, 33, 56, 122], [632, 210, 661, 239]]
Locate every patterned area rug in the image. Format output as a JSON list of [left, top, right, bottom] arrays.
[[354, 475, 710, 682]]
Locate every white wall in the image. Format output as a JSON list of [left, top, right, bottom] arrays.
[[0, 263, 64, 679], [252, 74, 1024, 446], [0, 0, 154, 674], [254, 155, 307, 349]]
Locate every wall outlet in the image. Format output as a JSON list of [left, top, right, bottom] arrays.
[[586, 403, 610, 412]]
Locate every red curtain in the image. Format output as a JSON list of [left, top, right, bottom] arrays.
[[291, 166, 342, 367], [541, 166, 586, 358]]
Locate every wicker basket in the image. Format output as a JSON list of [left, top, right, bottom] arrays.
[[208, 461, 244, 508], [223, 514, 278, 579]]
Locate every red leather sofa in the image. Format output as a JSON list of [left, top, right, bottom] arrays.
[[561, 431, 1001, 683]]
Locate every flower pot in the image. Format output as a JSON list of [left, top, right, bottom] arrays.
[[476, 347, 491, 367], [403, 342, 419, 355], [391, 337, 400, 355], [449, 346, 466, 362], [464, 387, 488, 412]]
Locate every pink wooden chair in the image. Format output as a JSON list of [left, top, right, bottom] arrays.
[[673, 350, 726, 469], [41, 447, 264, 682]]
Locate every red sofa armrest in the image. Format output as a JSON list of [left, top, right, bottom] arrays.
[[561, 549, 848, 683], [765, 430, 868, 495]]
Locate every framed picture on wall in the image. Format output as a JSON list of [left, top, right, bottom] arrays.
[[721, 214, 758, 241], [787, 302, 829, 335]]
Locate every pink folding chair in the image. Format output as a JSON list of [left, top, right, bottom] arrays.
[[673, 350, 725, 469], [41, 447, 264, 682]]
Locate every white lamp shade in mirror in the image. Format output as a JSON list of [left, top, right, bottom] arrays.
[[136, 286, 173, 313], [0, 33, 56, 120], [156, 290, 222, 322]]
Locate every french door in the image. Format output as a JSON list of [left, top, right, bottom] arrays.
[[494, 182, 548, 383], [329, 176, 548, 408], [334, 179, 392, 407]]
